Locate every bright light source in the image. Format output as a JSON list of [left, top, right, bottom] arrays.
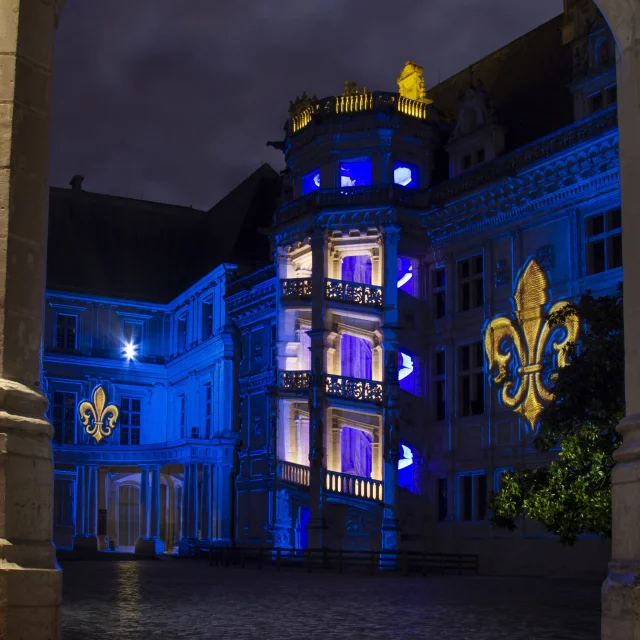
[[398, 444, 413, 470], [398, 351, 414, 381], [397, 262, 413, 289], [123, 342, 137, 360], [394, 166, 413, 186]]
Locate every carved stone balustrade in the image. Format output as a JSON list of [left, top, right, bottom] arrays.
[[324, 374, 384, 404], [278, 370, 311, 393], [281, 278, 312, 301], [325, 278, 383, 309], [277, 460, 310, 487], [324, 469, 383, 503], [277, 184, 429, 226]]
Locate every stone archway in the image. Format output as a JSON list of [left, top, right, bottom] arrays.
[[0, 1, 638, 639]]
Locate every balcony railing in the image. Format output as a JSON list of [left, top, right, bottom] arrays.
[[278, 460, 310, 487], [281, 278, 312, 300], [277, 461, 383, 504], [278, 371, 383, 404], [324, 469, 383, 503], [278, 370, 311, 393], [325, 374, 383, 404], [325, 278, 383, 309]]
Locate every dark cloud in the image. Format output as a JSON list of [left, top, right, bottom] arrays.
[[51, 0, 563, 209]]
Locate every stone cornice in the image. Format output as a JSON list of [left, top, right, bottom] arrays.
[[427, 128, 619, 246], [430, 105, 618, 205], [227, 280, 277, 326], [53, 437, 236, 465]]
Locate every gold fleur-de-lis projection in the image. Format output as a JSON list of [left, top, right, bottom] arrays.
[[484, 258, 579, 433], [78, 386, 119, 444]]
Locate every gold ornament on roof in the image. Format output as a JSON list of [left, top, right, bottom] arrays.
[[78, 385, 120, 444], [484, 259, 579, 433]]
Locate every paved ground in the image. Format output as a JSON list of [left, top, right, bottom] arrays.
[[61, 559, 601, 640]]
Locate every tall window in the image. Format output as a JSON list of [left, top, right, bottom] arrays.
[[123, 321, 142, 349], [458, 342, 484, 417], [457, 255, 483, 312], [434, 350, 446, 421], [340, 158, 372, 187], [458, 472, 487, 521], [432, 268, 446, 319], [302, 169, 320, 195], [586, 209, 622, 275], [120, 398, 141, 445], [55, 314, 77, 350], [438, 477, 448, 521], [177, 313, 188, 352], [52, 391, 76, 444], [201, 298, 213, 340], [54, 475, 75, 527], [204, 384, 213, 438], [179, 395, 186, 439]]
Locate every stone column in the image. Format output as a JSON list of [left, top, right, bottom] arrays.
[[380, 226, 401, 567], [86, 465, 98, 539], [72, 466, 86, 545], [307, 229, 327, 548], [191, 463, 200, 538], [213, 450, 234, 544], [201, 463, 212, 541], [601, 2, 640, 637], [0, 1, 62, 636], [181, 463, 189, 540], [137, 465, 165, 555], [134, 466, 151, 554]]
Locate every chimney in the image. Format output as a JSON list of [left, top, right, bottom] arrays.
[[69, 175, 84, 191]]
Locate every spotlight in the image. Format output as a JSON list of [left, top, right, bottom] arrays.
[[123, 342, 137, 360]]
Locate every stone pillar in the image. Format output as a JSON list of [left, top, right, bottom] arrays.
[[307, 229, 327, 548], [138, 465, 165, 555], [181, 463, 189, 540], [190, 463, 200, 538], [0, 1, 62, 636], [201, 463, 212, 541], [213, 452, 234, 545], [134, 466, 153, 555], [86, 465, 98, 538], [380, 226, 401, 567], [601, 2, 640, 637]]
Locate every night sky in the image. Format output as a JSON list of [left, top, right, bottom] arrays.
[[50, 0, 563, 210]]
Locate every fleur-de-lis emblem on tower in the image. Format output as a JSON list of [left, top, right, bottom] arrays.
[[484, 258, 579, 433], [78, 386, 120, 444]]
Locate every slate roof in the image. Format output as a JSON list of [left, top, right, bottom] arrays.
[[428, 14, 573, 183], [46, 164, 280, 303]]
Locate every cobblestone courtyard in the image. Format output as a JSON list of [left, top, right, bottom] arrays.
[[61, 559, 601, 640]]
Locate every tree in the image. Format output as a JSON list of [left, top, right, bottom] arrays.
[[490, 285, 624, 545]]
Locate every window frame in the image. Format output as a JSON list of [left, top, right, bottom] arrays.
[[119, 396, 142, 446], [55, 313, 78, 351], [52, 390, 77, 445], [457, 254, 484, 312], [457, 341, 485, 418], [585, 208, 622, 276], [433, 349, 446, 422], [432, 267, 446, 319], [457, 471, 487, 522]]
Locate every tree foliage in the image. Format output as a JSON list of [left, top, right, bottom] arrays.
[[489, 285, 624, 545]]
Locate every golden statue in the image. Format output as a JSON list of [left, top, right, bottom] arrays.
[[397, 61, 432, 104], [78, 385, 120, 444], [484, 259, 579, 432]]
